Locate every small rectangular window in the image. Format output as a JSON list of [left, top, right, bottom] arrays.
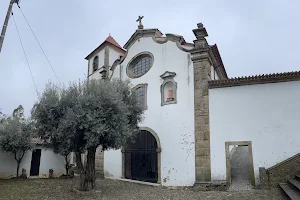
[[133, 84, 148, 109]]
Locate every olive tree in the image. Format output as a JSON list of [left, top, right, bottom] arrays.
[[32, 79, 144, 191], [51, 135, 74, 175], [0, 105, 32, 177]]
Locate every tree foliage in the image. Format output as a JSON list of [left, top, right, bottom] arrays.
[[51, 134, 74, 175], [0, 105, 32, 177], [32, 79, 144, 190]]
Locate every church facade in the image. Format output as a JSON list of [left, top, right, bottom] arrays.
[[86, 20, 300, 187]]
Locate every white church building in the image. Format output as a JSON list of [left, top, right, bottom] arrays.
[[1, 19, 299, 191], [85, 19, 300, 188]]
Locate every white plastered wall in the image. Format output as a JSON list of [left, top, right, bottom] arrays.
[[0, 147, 65, 178], [104, 37, 195, 186], [210, 66, 219, 80], [209, 81, 300, 184], [109, 48, 123, 80], [88, 50, 105, 80]]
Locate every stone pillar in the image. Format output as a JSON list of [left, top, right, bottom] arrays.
[[95, 146, 104, 179], [100, 46, 110, 79], [259, 167, 269, 188], [104, 46, 110, 78], [191, 23, 212, 182]]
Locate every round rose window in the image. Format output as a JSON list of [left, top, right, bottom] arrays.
[[127, 52, 153, 78]]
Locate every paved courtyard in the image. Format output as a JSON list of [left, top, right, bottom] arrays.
[[0, 178, 288, 200]]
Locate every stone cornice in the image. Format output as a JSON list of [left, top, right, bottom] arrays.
[[209, 71, 300, 89], [123, 29, 163, 50], [152, 34, 194, 53], [189, 46, 227, 80], [108, 58, 121, 80], [160, 71, 176, 79], [190, 48, 210, 58], [110, 51, 129, 77], [190, 50, 213, 67], [152, 33, 185, 44], [87, 65, 104, 78]]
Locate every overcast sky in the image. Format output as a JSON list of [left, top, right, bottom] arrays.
[[0, 0, 300, 116]]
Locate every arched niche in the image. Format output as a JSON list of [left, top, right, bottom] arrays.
[[160, 71, 177, 106]]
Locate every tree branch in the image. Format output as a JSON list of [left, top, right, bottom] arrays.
[[19, 150, 26, 162], [14, 151, 17, 162]]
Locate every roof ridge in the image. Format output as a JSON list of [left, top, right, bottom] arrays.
[[105, 35, 123, 49], [210, 44, 228, 79], [209, 71, 300, 88], [85, 35, 126, 60], [211, 71, 300, 82]]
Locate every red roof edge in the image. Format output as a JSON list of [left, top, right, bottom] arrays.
[[85, 35, 126, 60], [209, 71, 300, 88], [31, 137, 50, 144], [210, 44, 228, 79], [181, 41, 194, 47], [105, 36, 122, 49]]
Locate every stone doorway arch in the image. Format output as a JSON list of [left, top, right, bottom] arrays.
[[122, 127, 161, 184]]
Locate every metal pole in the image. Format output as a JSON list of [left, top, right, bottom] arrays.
[[0, 0, 17, 54]]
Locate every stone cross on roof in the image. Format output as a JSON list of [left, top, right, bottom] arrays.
[[136, 15, 144, 29]]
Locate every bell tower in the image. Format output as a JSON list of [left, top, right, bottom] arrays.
[[85, 35, 126, 80]]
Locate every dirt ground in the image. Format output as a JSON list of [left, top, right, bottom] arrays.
[[0, 178, 288, 200]]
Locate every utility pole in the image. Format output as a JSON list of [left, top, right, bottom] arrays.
[[0, 0, 19, 54]]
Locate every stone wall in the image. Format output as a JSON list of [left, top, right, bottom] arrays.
[[193, 57, 211, 182], [209, 80, 300, 183], [259, 153, 300, 187], [95, 146, 104, 179], [191, 23, 213, 182]]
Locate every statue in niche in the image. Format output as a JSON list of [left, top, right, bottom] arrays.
[[166, 88, 174, 102]]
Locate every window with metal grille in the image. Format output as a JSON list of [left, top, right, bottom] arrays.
[[127, 53, 153, 78], [124, 130, 158, 183], [134, 84, 147, 109], [136, 86, 146, 107]]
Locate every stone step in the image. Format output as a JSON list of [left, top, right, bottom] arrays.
[[279, 183, 300, 200], [295, 175, 300, 181], [288, 179, 300, 191]]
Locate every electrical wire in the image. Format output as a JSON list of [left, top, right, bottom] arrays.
[[17, 5, 61, 85], [12, 12, 39, 96]]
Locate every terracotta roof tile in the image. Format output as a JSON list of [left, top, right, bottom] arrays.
[[31, 137, 50, 144], [85, 35, 126, 60], [105, 36, 123, 49], [209, 71, 300, 88]]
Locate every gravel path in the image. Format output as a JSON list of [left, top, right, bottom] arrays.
[[0, 178, 288, 200]]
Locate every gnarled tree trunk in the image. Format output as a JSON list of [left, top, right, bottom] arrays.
[[64, 154, 70, 175], [16, 161, 20, 177], [79, 146, 96, 191], [14, 150, 25, 177], [75, 152, 83, 174]]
